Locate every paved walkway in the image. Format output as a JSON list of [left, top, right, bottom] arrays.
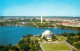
[[30, 20, 39, 27]]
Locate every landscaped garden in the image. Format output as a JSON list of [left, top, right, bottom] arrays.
[[42, 44, 72, 51]]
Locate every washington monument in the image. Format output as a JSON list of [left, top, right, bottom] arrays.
[[41, 11, 43, 23]]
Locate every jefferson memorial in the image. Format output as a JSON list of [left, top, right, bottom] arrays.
[[41, 30, 53, 41]]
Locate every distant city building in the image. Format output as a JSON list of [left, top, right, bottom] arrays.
[[58, 22, 80, 27]]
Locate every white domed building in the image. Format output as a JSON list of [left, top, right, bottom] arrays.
[[41, 30, 53, 41]]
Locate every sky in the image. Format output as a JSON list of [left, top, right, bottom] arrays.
[[0, 0, 80, 16]]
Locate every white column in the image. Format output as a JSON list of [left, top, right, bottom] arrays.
[[41, 11, 43, 23]]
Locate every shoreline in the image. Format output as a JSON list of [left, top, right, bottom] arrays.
[[0, 25, 79, 31]]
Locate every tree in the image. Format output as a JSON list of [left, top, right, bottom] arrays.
[[69, 33, 75, 36], [77, 31, 80, 36], [35, 43, 40, 51], [74, 43, 80, 49], [23, 35, 26, 38], [30, 44, 35, 51], [15, 47, 19, 51], [30, 40, 35, 51], [26, 37, 31, 43], [27, 34, 33, 37], [0, 22, 4, 26], [34, 39, 40, 51], [23, 43, 30, 51], [74, 37, 78, 42], [8, 44, 13, 49], [12, 46, 19, 51], [18, 40, 25, 45], [62, 32, 67, 37], [4, 46, 9, 51], [0, 46, 9, 51], [14, 46, 19, 51], [42, 36, 47, 41], [18, 40, 25, 49], [35, 40, 38, 44], [78, 37, 80, 41], [52, 35, 57, 41], [67, 37, 74, 45]]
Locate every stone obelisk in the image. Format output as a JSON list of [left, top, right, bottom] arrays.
[[41, 11, 43, 24]]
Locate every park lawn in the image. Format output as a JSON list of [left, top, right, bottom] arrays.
[[42, 44, 72, 51]]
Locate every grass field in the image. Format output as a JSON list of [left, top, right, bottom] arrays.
[[42, 44, 72, 51]]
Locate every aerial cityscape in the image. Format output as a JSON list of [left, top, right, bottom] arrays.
[[0, 0, 80, 51]]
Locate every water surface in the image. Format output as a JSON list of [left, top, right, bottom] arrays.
[[0, 26, 78, 45]]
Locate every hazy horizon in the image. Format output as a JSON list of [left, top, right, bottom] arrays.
[[0, 16, 80, 17]]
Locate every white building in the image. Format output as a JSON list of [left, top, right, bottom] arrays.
[[42, 30, 53, 39]]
